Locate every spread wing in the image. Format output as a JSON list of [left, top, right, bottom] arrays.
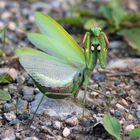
[[28, 12, 86, 68], [16, 48, 80, 93]]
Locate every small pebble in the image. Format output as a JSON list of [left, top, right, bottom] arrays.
[[116, 103, 128, 112], [130, 89, 136, 94], [53, 121, 61, 130], [0, 128, 16, 140], [109, 41, 124, 49], [114, 81, 121, 86], [17, 114, 31, 121], [16, 132, 20, 139], [114, 110, 122, 117], [90, 91, 99, 97], [44, 109, 58, 117], [136, 111, 140, 119], [3, 103, 16, 112], [1, 11, 11, 19], [124, 124, 135, 134], [8, 21, 16, 31], [22, 8, 31, 17], [0, 21, 5, 29], [65, 116, 79, 126], [128, 114, 134, 121], [121, 99, 129, 106], [92, 73, 106, 81], [0, 1, 6, 8], [63, 127, 70, 137], [8, 68, 18, 80], [30, 125, 36, 130], [106, 91, 111, 95], [9, 119, 19, 125], [136, 105, 140, 119], [27, 77, 34, 86], [111, 91, 117, 95], [31, 2, 51, 12], [24, 137, 39, 140], [91, 84, 98, 89], [111, 99, 117, 104], [22, 86, 34, 101], [16, 75, 26, 85], [0, 68, 18, 82], [8, 84, 18, 94], [137, 105, 140, 111], [4, 112, 16, 121], [120, 118, 126, 125], [16, 99, 28, 113]]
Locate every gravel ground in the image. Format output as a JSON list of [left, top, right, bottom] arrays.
[[0, 0, 140, 140]]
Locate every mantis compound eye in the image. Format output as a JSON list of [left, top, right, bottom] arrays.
[[91, 45, 95, 52], [97, 45, 101, 52]]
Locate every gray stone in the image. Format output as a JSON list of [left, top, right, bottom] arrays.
[[0, 21, 5, 29], [124, 124, 135, 134], [109, 41, 125, 49], [8, 84, 18, 94], [1, 11, 11, 19], [136, 105, 140, 119], [114, 110, 122, 117], [4, 112, 16, 121], [22, 8, 31, 17], [16, 99, 28, 113], [107, 58, 140, 69], [31, 93, 90, 119], [16, 75, 26, 85], [3, 103, 16, 112], [22, 86, 34, 101], [0, 68, 18, 83], [63, 127, 70, 137], [65, 116, 79, 126], [52, 121, 61, 130], [0, 1, 6, 9], [9, 119, 20, 125], [31, 2, 51, 13], [137, 105, 140, 111], [0, 128, 16, 140], [136, 111, 140, 119], [24, 137, 39, 140]]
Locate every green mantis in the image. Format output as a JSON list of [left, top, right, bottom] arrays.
[[16, 12, 108, 113]]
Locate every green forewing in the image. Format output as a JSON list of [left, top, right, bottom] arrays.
[[16, 48, 78, 90], [98, 32, 107, 68], [28, 33, 82, 67], [33, 12, 85, 66]]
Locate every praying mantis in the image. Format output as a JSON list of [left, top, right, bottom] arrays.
[[16, 12, 108, 117]]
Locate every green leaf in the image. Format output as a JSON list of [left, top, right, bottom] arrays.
[[118, 28, 140, 54], [74, 8, 95, 17], [0, 90, 11, 101], [0, 49, 4, 57], [58, 17, 83, 26], [0, 68, 15, 84], [0, 74, 13, 84], [99, 0, 126, 29], [125, 128, 140, 140], [102, 114, 122, 140]]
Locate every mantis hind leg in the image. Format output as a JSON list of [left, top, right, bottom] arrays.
[[82, 79, 88, 117], [29, 93, 45, 127]]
